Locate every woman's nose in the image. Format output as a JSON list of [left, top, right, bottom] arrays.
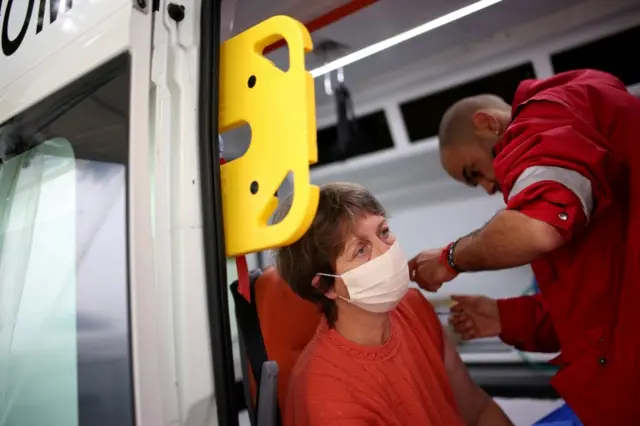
[[372, 239, 393, 258]]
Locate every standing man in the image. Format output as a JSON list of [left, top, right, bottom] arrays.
[[409, 69, 640, 425]]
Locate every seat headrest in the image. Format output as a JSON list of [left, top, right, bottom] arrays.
[[254, 267, 321, 352]]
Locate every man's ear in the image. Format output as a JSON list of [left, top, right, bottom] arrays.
[[471, 111, 500, 133]]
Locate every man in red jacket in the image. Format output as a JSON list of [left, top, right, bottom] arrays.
[[409, 69, 640, 425]]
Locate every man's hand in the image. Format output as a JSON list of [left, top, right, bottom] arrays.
[[408, 248, 457, 292], [449, 295, 501, 340]]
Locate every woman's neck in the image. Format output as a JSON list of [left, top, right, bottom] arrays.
[[333, 305, 391, 346]]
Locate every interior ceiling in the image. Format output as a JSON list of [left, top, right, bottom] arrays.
[[231, 0, 355, 35], [18, 0, 591, 166], [220, 0, 587, 158], [235, 0, 587, 108]]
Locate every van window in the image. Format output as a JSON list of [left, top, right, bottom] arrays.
[[551, 25, 640, 86], [314, 110, 394, 167], [400, 63, 536, 142], [0, 55, 134, 426]]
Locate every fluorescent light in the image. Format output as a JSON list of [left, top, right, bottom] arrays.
[[310, 0, 503, 78]]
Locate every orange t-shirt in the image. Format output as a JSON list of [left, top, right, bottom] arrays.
[[284, 289, 465, 426]]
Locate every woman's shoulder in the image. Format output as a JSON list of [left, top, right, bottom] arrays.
[[394, 288, 444, 354], [398, 288, 438, 319]]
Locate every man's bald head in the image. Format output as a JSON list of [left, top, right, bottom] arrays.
[[438, 94, 511, 150], [438, 95, 512, 195]]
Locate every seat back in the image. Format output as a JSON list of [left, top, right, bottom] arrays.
[[254, 267, 321, 410], [231, 267, 321, 424]]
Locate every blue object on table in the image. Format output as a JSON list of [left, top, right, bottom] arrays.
[[533, 403, 583, 426]]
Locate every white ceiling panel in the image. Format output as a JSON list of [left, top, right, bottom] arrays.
[[248, 0, 589, 108], [307, 0, 472, 57], [221, 0, 594, 157], [231, 0, 353, 35], [307, 0, 588, 107]]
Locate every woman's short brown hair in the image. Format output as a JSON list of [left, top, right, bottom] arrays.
[[273, 182, 386, 327]]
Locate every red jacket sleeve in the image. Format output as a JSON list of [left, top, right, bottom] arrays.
[[497, 294, 560, 353], [495, 99, 620, 241]]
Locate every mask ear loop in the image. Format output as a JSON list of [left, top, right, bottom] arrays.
[[315, 273, 354, 304], [313, 273, 338, 294], [315, 272, 341, 295], [317, 272, 339, 279]]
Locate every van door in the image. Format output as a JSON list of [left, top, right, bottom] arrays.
[[0, 1, 162, 425]]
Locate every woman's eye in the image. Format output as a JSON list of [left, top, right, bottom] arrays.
[[355, 246, 367, 257], [380, 228, 390, 238]]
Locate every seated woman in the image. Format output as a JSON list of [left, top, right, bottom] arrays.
[[274, 182, 512, 426]]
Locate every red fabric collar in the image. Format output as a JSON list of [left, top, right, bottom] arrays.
[[493, 77, 538, 158]]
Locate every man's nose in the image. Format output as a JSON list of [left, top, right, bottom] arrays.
[[479, 180, 498, 195]]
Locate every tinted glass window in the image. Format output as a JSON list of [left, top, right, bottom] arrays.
[[400, 63, 536, 142], [314, 110, 394, 167], [0, 55, 134, 426], [551, 25, 640, 86]]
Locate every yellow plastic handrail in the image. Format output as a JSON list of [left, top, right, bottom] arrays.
[[219, 15, 319, 256]]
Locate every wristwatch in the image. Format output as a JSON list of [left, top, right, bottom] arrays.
[[441, 240, 465, 274]]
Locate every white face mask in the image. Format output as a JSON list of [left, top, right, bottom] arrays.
[[319, 241, 410, 313]]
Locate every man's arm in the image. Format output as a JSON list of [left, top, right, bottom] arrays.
[[443, 328, 512, 426], [497, 294, 560, 353], [452, 210, 563, 271]]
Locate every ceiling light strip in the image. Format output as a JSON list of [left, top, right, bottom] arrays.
[[264, 0, 380, 54], [310, 0, 503, 78]]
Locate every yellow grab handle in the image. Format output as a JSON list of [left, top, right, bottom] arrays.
[[219, 15, 319, 257]]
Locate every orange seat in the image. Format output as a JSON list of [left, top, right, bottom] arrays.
[[231, 267, 321, 424]]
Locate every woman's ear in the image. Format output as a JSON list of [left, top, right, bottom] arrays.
[[324, 288, 338, 300], [311, 275, 321, 289], [312, 274, 339, 300]]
